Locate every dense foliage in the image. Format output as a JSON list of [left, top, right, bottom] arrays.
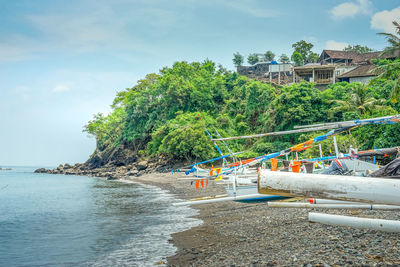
[[84, 60, 400, 162]]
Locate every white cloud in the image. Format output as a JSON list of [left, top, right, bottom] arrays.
[[371, 6, 400, 34], [52, 84, 70, 93], [331, 0, 372, 19], [325, 40, 349, 50]]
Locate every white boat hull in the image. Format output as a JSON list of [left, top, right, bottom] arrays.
[[258, 170, 400, 205]]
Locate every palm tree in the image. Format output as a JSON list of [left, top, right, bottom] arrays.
[[376, 21, 400, 103], [378, 21, 400, 56], [331, 84, 384, 116]]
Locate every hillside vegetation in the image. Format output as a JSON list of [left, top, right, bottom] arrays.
[[84, 60, 400, 167]]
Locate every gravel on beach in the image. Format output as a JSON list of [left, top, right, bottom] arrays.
[[133, 173, 400, 266]]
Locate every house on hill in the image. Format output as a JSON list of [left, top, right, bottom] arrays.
[[337, 65, 380, 84], [318, 50, 398, 65], [294, 49, 398, 86], [237, 62, 293, 85]]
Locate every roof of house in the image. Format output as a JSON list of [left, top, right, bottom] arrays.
[[337, 64, 379, 78], [319, 49, 399, 63], [294, 64, 336, 70], [322, 50, 359, 60]]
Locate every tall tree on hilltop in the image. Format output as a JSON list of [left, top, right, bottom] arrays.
[[264, 50, 275, 62], [291, 51, 303, 66], [232, 52, 244, 67], [344, 45, 374, 53], [292, 40, 314, 64], [247, 54, 259, 65], [279, 54, 290, 63]]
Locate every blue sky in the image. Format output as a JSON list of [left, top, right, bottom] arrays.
[[1, 0, 399, 166]]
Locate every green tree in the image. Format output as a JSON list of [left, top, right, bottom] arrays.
[[344, 45, 374, 53], [378, 21, 400, 58], [331, 83, 384, 116], [291, 51, 303, 66], [84, 58, 399, 163], [279, 54, 290, 63], [373, 59, 400, 103], [292, 40, 314, 63], [264, 50, 275, 61], [247, 54, 259, 65], [232, 52, 244, 67], [376, 21, 400, 103], [307, 52, 319, 63]]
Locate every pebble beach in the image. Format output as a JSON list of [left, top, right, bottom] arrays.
[[134, 172, 400, 266]]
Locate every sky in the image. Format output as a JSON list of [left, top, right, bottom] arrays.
[[0, 0, 399, 166]]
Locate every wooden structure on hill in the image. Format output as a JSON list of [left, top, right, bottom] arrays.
[[293, 64, 336, 85], [337, 64, 380, 84], [318, 49, 398, 65]]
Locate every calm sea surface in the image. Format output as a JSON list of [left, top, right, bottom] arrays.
[[0, 166, 201, 266]]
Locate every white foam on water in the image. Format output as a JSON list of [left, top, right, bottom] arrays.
[[89, 181, 202, 266]]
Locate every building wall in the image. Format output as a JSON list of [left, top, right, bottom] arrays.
[[335, 65, 357, 77], [269, 64, 292, 72], [349, 76, 374, 84], [237, 63, 293, 77]]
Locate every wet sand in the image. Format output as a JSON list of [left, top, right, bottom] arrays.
[[133, 172, 400, 266]]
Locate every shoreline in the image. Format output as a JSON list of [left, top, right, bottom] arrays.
[[130, 172, 400, 266], [34, 166, 400, 266]]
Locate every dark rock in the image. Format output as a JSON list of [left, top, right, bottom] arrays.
[[127, 170, 139, 176], [64, 163, 72, 169], [136, 161, 148, 171], [34, 168, 47, 173]]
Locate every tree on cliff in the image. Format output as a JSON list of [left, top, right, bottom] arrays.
[[232, 52, 244, 67], [247, 54, 259, 65], [264, 50, 275, 62], [84, 59, 398, 163]]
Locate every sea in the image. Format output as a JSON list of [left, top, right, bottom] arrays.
[[0, 166, 201, 266]]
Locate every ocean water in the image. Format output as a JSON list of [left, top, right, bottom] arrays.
[[0, 166, 201, 266]]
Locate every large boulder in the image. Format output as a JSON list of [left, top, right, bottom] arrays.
[[127, 169, 139, 176], [136, 161, 148, 171], [34, 168, 47, 173], [64, 163, 72, 169]]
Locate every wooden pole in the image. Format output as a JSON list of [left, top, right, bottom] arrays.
[[212, 115, 399, 142], [333, 136, 339, 157], [278, 65, 281, 85]]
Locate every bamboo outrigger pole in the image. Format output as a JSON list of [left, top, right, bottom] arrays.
[[211, 114, 400, 142]]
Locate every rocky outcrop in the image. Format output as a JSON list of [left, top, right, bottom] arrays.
[[34, 143, 176, 179]]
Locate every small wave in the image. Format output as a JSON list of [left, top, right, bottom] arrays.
[[89, 181, 202, 266]]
